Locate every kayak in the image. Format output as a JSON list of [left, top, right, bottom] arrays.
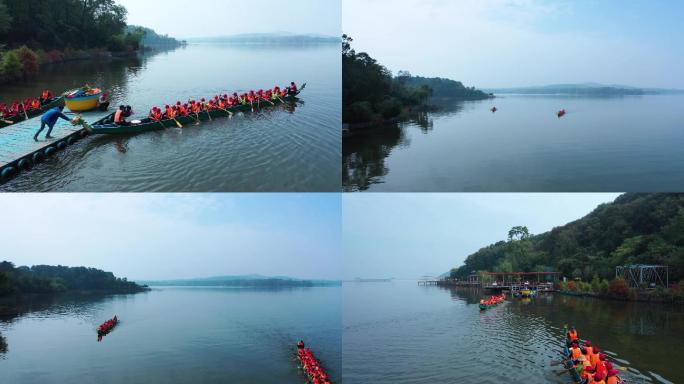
[[88, 83, 306, 135], [0, 97, 65, 129], [296, 342, 331, 384]]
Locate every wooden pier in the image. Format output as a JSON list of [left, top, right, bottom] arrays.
[[0, 110, 111, 184]]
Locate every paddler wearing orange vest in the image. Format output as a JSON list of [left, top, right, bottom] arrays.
[[113, 105, 130, 126]]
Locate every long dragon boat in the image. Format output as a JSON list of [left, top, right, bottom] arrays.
[[0, 97, 65, 129], [296, 341, 332, 384], [479, 293, 505, 310], [562, 326, 584, 383], [561, 326, 623, 384], [97, 316, 118, 341], [87, 84, 306, 135]]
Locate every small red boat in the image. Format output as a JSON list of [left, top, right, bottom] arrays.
[[97, 316, 118, 341], [557, 109, 566, 118], [296, 341, 332, 383]]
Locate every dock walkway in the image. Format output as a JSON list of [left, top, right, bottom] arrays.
[[0, 110, 111, 183]]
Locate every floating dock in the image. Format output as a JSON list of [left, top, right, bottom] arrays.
[[0, 110, 111, 184]]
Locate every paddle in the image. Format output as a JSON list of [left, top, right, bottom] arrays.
[[216, 106, 233, 118], [191, 112, 201, 125], [204, 105, 212, 121], [1, 118, 13, 124], [173, 117, 183, 128], [20, 103, 29, 120], [250, 99, 254, 112]]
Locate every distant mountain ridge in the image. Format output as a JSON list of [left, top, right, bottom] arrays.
[[484, 83, 684, 96], [186, 33, 339, 44], [138, 274, 341, 287]]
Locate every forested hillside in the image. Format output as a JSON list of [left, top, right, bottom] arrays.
[[0, 262, 148, 296], [452, 194, 684, 282]]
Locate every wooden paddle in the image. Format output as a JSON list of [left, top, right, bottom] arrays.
[[20, 103, 29, 120], [263, 97, 275, 106], [173, 117, 183, 128], [1, 118, 13, 124], [216, 106, 233, 118], [204, 105, 212, 121]]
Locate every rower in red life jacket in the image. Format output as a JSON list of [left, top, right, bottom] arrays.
[[297, 340, 305, 349], [163, 105, 173, 119], [149, 107, 162, 121], [232, 92, 239, 106], [40, 89, 53, 104], [288, 82, 298, 95], [30, 98, 41, 110]]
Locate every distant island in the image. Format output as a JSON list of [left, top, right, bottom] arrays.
[[0, 261, 148, 297], [484, 83, 684, 96], [127, 26, 186, 48], [138, 274, 341, 288], [343, 34, 490, 127], [186, 33, 339, 45]]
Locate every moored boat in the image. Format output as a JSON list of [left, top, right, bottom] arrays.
[[65, 87, 103, 112], [0, 97, 64, 129], [88, 83, 306, 135]]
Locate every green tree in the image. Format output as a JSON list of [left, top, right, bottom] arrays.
[[0, 49, 22, 81], [508, 226, 531, 242]]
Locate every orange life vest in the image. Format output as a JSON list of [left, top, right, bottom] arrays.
[[585, 346, 593, 355], [568, 330, 578, 341], [114, 110, 124, 123], [42, 90, 50, 100], [590, 352, 599, 366], [606, 376, 618, 384], [571, 347, 581, 359]]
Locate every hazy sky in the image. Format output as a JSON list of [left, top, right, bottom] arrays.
[[117, 0, 341, 38], [343, 0, 684, 88], [0, 194, 340, 281], [343, 193, 621, 280]]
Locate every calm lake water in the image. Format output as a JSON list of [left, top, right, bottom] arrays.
[[343, 281, 683, 384], [343, 95, 684, 192], [0, 43, 340, 192], [0, 286, 341, 383]]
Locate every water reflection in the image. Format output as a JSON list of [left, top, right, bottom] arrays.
[[342, 100, 468, 191], [0, 332, 6, 356]]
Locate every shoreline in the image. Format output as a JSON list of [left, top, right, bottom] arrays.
[[343, 95, 494, 138]]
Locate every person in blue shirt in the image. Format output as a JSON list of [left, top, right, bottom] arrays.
[[34, 105, 70, 141]]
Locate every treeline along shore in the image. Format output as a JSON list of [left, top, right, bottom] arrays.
[[342, 34, 492, 134], [0, 261, 149, 298], [0, 0, 183, 85], [449, 194, 684, 304]]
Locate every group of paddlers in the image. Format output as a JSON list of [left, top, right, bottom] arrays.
[[0, 90, 54, 119], [97, 316, 118, 335], [297, 340, 331, 384], [565, 327, 623, 384], [135, 82, 298, 125], [479, 293, 505, 306]]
